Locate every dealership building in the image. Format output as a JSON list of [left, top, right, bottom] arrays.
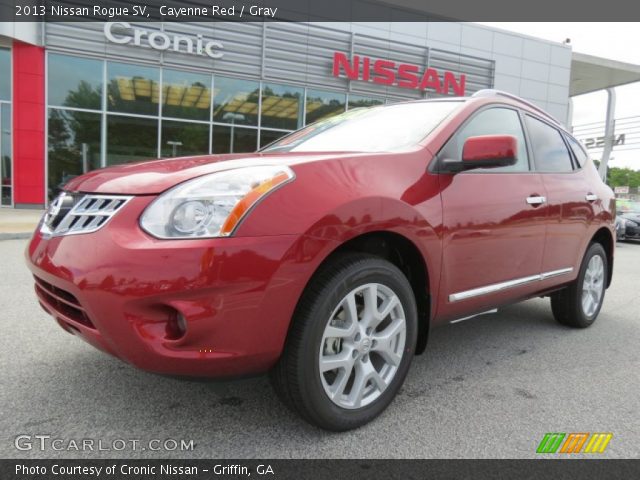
[[1, 20, 639, 208]]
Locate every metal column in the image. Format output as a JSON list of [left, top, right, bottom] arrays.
[[599, 88, 616, 181]]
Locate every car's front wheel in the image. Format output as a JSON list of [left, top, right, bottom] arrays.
[[271, 253, 417, 431], [550, 242, 608, 328]]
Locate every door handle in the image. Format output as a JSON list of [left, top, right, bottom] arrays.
[[526, 195, 546, 205], [585, 193, 598, 202]]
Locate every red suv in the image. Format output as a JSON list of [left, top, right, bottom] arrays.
[[27, 90, 615, 430]]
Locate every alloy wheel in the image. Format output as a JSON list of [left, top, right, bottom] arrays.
[[318, 283, 407, 409], [581, 254, 605, 317]]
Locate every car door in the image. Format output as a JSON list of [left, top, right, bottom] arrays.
[[435, 107, 549, 320], [523, 115, 594, 279]]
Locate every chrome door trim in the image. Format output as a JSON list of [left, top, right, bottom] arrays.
[[540, 267, 574, 280], [526, 195, 547, 205], [449, 267, 574, 302], [450, 308, 498, 324]]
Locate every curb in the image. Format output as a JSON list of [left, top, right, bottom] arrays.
[[0, 232, 32, 241]]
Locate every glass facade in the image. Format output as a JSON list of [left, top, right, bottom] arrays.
[[48, 54, 102, 109], [347, 95, 384, 110], [0, 48, 11, 101], [212, 125, 258, 154], [161, 120, 209, 158], [106, 115, 157, 166], [1, 104, 11, 206], [1, 48, 12, 206], [45, 53, 391, 201], [261, 83, 304, 130], [107, 62, 160, 116], [306, 89, 346, 125], [163, 69, 211, 121], [47, 109, 101, 198], [213, 76, 259, 126]]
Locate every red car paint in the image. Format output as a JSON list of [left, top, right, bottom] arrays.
[[26, 95, 615, 377]]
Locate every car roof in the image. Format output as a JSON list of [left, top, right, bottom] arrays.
[[389, 90, 566, 133]]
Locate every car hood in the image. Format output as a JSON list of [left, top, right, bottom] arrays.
[[620, 212, 640, 223], [63, 152, 358, 195]]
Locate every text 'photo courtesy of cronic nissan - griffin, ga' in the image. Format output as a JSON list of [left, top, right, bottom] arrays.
[[26, 89, 615, 431]]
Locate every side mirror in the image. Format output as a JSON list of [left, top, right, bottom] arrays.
[[442, 135, 518, 172]]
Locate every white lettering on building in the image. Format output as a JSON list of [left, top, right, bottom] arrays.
[[104, 22, 224, 59]]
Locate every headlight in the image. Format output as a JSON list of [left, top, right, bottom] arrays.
[[140, 166, 295, 239]]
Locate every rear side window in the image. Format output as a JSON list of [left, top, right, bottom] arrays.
[[438, 107, 529, 172], [565, 135, 588, 168], [525, 115, 573, 172]]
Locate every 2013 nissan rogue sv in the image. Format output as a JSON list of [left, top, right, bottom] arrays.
[[27, 90, 615, 431]]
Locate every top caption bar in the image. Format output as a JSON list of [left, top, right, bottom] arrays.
[[2, 0, 640, 22]]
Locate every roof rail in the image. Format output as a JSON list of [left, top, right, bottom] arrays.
[[471, 89, 563, 127]]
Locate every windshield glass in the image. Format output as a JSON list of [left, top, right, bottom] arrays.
[[617, 199, 640, 213], [261, 101, 461, 153]]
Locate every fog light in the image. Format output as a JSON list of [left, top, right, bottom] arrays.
[[177, 313, 187, 335], [165, 312, 187, 340]]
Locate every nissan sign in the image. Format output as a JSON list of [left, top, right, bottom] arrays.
[[104, 22, 224, 59], [332, 52, 466, 96]]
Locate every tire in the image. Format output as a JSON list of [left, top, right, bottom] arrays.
[[270, 253, 418, 431], [550, 242, 608, 328]]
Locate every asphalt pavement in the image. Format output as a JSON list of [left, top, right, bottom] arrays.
[[1, 238, 638, 459]]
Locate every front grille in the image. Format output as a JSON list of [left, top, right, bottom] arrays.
[[34, 276, 95, 329], [41, 193, 133, 237]]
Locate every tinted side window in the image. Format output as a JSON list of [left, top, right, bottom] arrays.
[[439, 108, 529, 172], [565, 135, 588, 168], [525, 115, 573, 172]]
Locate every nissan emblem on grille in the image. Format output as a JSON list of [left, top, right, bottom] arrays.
[[40, 194, 133, 238]]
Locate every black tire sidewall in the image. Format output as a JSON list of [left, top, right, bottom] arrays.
[[297, 258, 418, 430]]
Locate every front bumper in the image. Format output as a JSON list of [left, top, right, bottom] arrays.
[[26, 196, 313, 377]]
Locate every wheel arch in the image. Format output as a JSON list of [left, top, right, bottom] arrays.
[[299, 230, 432, 355], [590, 227, 615, 288]]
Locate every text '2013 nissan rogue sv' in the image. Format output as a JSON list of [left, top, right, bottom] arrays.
[[27, 90, 615, 431]]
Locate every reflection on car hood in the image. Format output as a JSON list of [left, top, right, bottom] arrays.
[[62, 151, 363, 195], [619, 213, 640, 223]]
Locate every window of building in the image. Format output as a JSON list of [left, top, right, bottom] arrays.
[[565, 134, 588, 168], [347, 95, 384, 110], [439, 107, 529, 172], [162, 69, 211, 121], [525, 115, 573, 172], [261, 83, 303, 130], [212, 125, 257, 154], [48, 54, 103, 110], [0, 48, 11, 101], [1, 104, 11, 206], [106, 115, 158, 165], [213, 76, 259, 126], [161, 120, 210, 158], [107, 62, 160, 116], [305, 89, 346, 125], [47, 109, 101, 199], [259, 129, 288, 149]]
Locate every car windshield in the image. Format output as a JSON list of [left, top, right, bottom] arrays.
[[617, 200, 640, 213], [260, 101, 462, 153]]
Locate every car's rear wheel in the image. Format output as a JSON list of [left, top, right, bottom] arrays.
[[550, 242, 607, 328], [270, 253, 417, 431]]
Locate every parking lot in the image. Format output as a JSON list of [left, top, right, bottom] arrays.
[[1, 238, 638, 459]]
